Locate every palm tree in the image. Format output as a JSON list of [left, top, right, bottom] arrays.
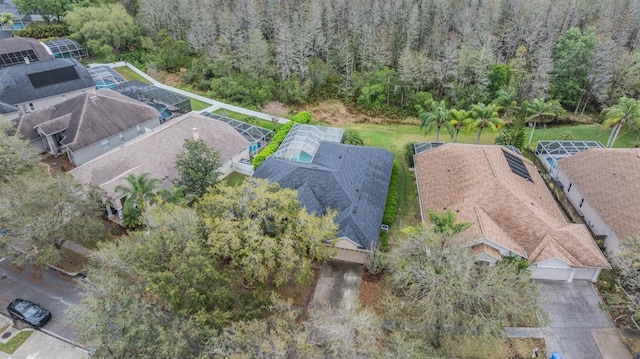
[[525, 98, 557, 147], [492, 90, 518, 119], [153, 185, 197, 206], [449, 108, 471, 143], [468, 103, 503, 144], [427, 209, 471, 235], [114, 173, 160, 227], [602, 97, 640, 148], [420, 100, 453, 142]]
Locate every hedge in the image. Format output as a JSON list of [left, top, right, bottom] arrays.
[[251, 121, 295, 169], [382, 161, 400, 225], [16, 24, 70, 40]]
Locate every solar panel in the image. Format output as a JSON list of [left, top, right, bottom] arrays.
[[28, 66, 80, 88], [0, 49, 39, 68], [502, 148, 533, 182]]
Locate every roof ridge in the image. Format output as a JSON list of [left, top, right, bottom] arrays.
[[530, 233, 580, 266]]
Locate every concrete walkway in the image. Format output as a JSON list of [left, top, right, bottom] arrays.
[[61, 241, 91, 257], [0, 316, 88, 359], [88, 62, 289, 124], [311, 261, 362, 309]]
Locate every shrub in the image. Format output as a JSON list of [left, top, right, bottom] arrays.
[[251, 121, 295, 169], [382, 162, 400, 225], [290, 111, 312, 124], [404, 142, 416, 167], [378, 231, 389, 253], [342, 129, 364, 145], [16, 24, 70, 39]]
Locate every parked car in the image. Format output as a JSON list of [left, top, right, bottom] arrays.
[[7, 298, 52, 327]]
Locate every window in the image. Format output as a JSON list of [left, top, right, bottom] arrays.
[[568, 183, 572, 192], [119, 132, 125, 143], [101, 139, 110, 150], [579, 198, 584, 208]]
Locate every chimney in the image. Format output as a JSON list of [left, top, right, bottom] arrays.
[[192, 128, 200, 141]]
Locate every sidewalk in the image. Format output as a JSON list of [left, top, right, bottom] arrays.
[[0, 316, 88, 359]]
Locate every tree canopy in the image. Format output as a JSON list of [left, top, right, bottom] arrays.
[[173, 139, 223, 198], [198, 178, 338, 287]]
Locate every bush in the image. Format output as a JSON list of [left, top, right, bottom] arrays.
[[382, 162, 400, 225], [289, 111, 312, 124], [404, 142, 416, 167], [251, 121, 295, 169], [378, 231, 389, 253], [16, 24, 70, 39]]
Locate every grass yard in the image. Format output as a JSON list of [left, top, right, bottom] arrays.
[[191, 99, 212, 111], [213, 109, 280, 131], [525, 123, 637, 149], [224, 172, 248, 187], [113, 66, 151, 84], [0, 330, 32, 354]]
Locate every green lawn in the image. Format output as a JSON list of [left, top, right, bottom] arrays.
[[191, 99, 211, 111], [213, 109, 280, 131], [113, 66, 151, 84], [224, 172, 248, 187], [525, 123, 637, 149], [0, 330, 32, 354]]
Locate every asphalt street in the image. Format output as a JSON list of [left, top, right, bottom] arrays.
[[0, 257, 83, 343]]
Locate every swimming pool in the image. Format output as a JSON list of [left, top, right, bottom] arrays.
[[94, 79, 117, 90], [147, 102, 172, 121]]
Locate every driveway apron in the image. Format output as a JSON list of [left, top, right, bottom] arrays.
[[312, 261, 362, 309]]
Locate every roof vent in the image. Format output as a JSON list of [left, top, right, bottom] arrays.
[[192, 128, 200, 141]]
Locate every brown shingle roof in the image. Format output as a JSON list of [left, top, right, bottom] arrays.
[[414, 143, 609, 269], [69, 113, 249, 199], [16, 89, 161, 151], [558, 148, 640, 243]]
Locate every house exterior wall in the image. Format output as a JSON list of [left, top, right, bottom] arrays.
[[334, 238, 368, 264], [15, 88, 92, 115], [67, 117, 161, 165], [556, 167, 620, 251], [220, 148, 250, 177]]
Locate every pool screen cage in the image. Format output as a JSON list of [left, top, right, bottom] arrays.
[[43, 38, 88, 60], [200, 111, 273, 150], [117, 80, 192, 120], [88, 66, 127, 90], [272, 124, 344, 162], [535, 140, 604, 178]]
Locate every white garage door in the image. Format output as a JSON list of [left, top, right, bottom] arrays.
[[530, 267, 573, 281]]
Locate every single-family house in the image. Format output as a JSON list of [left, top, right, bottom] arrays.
[[556, 148, 640, 252], [414, 143, 609, 282], [14, 89, 162, 165], [253, 141, 394, 264], [0, 58, 95, 115], [0, 36, 52, 68], [69, 113, 250, 221]]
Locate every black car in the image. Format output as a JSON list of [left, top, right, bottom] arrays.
[[7, 298, 52, 327]]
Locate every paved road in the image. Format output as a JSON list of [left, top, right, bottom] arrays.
[[0, 258, 83, 343]]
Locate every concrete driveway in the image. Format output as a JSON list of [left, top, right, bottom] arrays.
[[539, 281, 632, 359], [311, 261, 362, 309]]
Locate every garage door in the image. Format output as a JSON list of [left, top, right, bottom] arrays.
[[530, 267, 573, 281], [334, 248, 368, 264]]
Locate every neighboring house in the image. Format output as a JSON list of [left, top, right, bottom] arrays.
[[0, 36, 52, 68], [556, 148, 640, 252], [414, 143, 609, 282], [0, 58, 95, 115], [535, 140, 604, 178], [253, 141, 394, 264], [15, 89, 162, 165], [69, 113, 250, 221]]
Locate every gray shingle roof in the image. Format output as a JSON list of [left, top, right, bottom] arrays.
[[15, 89, 161, 151], [0, 58, 94, 105], [0, 37, 53, 67], [253, 142, 394, 250], [0, 101, 17, 114]]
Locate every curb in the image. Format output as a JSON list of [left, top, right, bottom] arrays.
[[0, 312, 89, 354]]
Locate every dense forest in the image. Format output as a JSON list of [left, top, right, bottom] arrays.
[[127, 0, 640, 115], [12, 0, 640, 117]]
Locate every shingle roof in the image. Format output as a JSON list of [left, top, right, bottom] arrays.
[[0, 101, 17, 114], [558, 148, 640, 243], [15, 89, 161, 151], [69, 113, 250, 199], [0, 58, 94, 105], [414, 143, 608, 269], [253, 142, 394, 250], [0, 37, 52, 67]]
